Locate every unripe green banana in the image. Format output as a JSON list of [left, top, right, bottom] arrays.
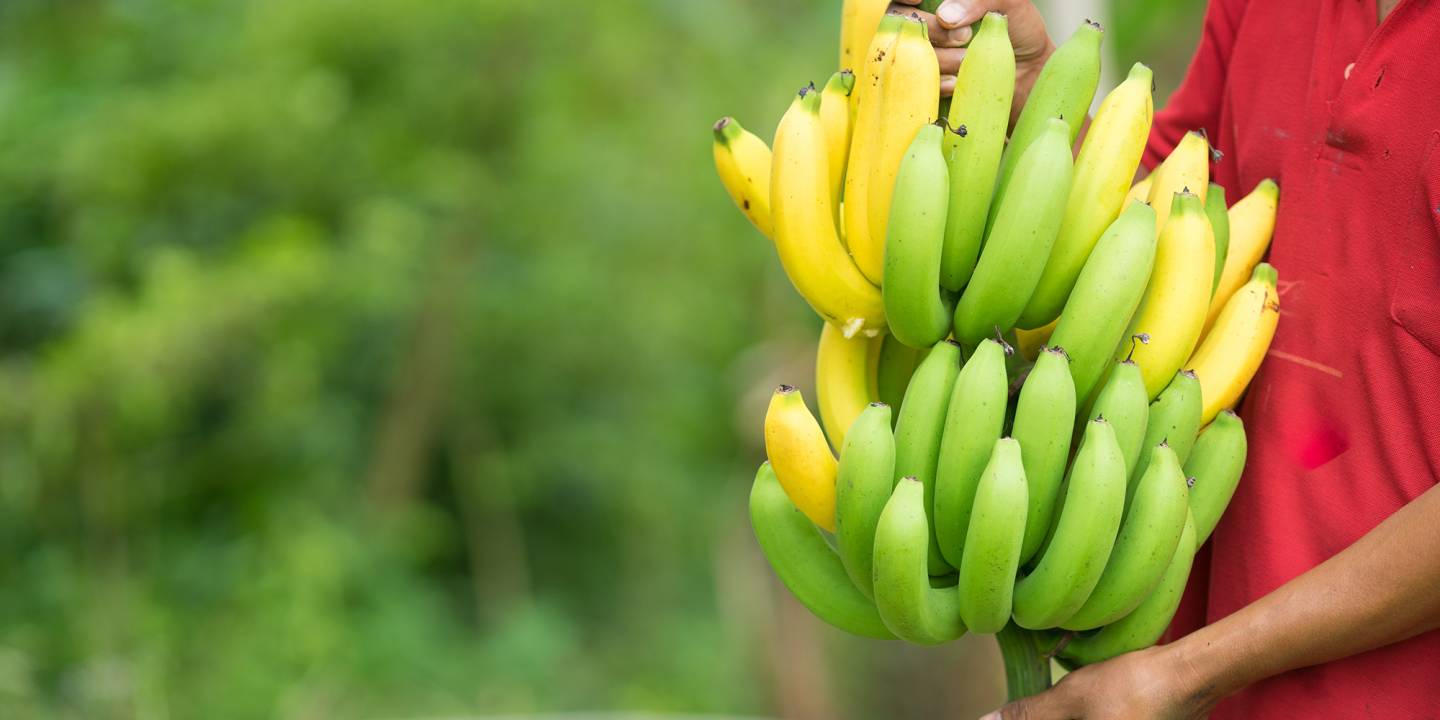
[[1020, 62, 1154, 330], [953, 118, 1074, 345], [1185, 410, 1248, 545], [958, 438, 1029, 634], [750, 462, 894, 639], [1012, 418, 1126, 630], [1085, 355, 1150, 477], [894, 339, 962, 575], [1062, 443, 1189, 630], [1050, 201, 1158, 405], [1013, 346, 1077, 564], [884, 123, 954, 348], [1205, 182, 1230, 296], [876, 334, 922, 419], [1061, 509, 1197, 665], [992, 20, 1102, 206], [939, 12, 1014, 291], [934, 339, 1009, 567], [1129, 370, 1203, 505], [873, 476, 968, 644], [836, 403, 897, 599]]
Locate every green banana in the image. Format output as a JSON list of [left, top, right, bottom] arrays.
[[1061, 510, 1198, 665], [991, 20, 1102, 206], [1013, 346, 1077, 565], [1063, 443, 1189, 630], [894, 339, 962, 575], [884, 122, 954, 348], [836, 403, 897, 598], [873, 476, 968, 644], [749, 462, 894, 639], [939, 12, 1014, 291], [1050, 201, 1158, 405], [1019, 62, 1154, 330], [953, 118, 1074, 345], [1012, 418, 1126, 630], [1205, 182, 1230, 296], [876, 335, 922, 419], [934, 338, 1009, 567], [1086, 352, 1151, 476], [1185, 410, 1248, 545], [958, 438, 1029, 634], [1129, 370, 1203, 504]]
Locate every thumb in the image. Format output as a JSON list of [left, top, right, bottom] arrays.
[[935, 0, 990, 29], [979, 683, 1080, 720]]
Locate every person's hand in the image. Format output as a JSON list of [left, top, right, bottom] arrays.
[[889, 0, 1055, 114], [979, 645, 1221, 719]]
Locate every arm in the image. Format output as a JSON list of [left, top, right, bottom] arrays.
[[985, 483, 1440, 719]]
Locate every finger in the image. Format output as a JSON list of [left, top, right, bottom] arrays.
[[940, 74, 956, 97], [985, 683, 1082, 720], [888, 0, 923, 5], [936, 47, 967, 76], [897, 7, 973, 47], [936, 0, 997, 30]]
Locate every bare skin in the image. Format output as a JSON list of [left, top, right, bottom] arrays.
[[890, 2, 1440, 718]]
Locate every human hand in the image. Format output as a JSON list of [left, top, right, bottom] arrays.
[[979, 646, 1221, 719], [888, 0, 1055, 111]]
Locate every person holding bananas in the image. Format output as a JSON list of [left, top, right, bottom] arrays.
[[893, 0, 1440, 718]]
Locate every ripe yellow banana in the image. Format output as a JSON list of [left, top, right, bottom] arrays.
[[1019, 63, 1154, 330], [764, 385, 838, 532], [840, 0, 891, 72], [843, 15, 904, 285], [1204, 179, 1278, 336], [1122, 190, 1216, 398], [864, 15, 939, 284], [772, 86, 886, 338], [816, 321, 882, 450], [820, 70, 857, 228], [1124, 174, 1153, 207], [712, 117, 773, 240], [1015, 319, 1056, 362], [1187, 263, 1280, 424], [1146, 131, 1209, 228]]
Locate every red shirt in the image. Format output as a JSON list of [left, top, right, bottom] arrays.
[[1146, 0, 1440, 716]]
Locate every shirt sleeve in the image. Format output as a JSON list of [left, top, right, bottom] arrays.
[[1144, 0, 1248, 169]]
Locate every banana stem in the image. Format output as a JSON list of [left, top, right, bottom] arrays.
[[995, 623, 1053, 701]]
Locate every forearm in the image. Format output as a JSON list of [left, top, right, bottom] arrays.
[[1170, 483, 1440, 702]]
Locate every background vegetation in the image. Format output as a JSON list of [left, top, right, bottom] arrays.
[[0, 0, 1201, 717]]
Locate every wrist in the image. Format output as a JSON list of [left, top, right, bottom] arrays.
[[1161, 625, 1257, 706]]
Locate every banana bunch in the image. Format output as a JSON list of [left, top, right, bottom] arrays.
[[717, 3, 1283, 684]]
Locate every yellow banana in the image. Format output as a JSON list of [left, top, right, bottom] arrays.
[[1203, 179, 1278, 336], [863, 14, 939, 284], [1146, 131, 1209, 228], [820, 70, 857, 229], [816, 321, 882, 450], [1122, 190, 1216, 398], [772, 86, 887, 337], [1019, 62, 1154, 330], [1187, 263, 1280, 424], [1015, 319, 1057, 362], [764, 385, 838, 532], [840, 0, 891, 72], [712, 117, 773, 240], [843, 15, 904, 286], [1124, 174, 1153, 207]]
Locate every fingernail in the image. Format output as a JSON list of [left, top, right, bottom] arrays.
[[952, 26, 973, 44], [978, 713, 1001, 720], [938, 2, 966, 25]]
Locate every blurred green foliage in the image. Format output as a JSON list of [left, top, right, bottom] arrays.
[[0, 0, 1202, 718]]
